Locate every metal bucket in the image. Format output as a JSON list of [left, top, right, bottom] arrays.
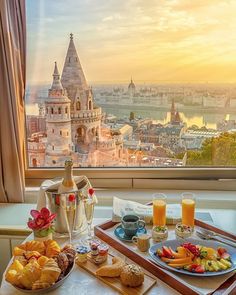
[[45, 177, 90, 237]]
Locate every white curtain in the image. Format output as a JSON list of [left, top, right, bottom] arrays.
[[0, 0, 26, 202]]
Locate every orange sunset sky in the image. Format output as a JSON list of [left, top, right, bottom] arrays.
[[27, 0, 236, 84]]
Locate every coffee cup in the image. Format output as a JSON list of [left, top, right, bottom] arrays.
[[132, 234, 151, 252], [121, 214, 145, 237]]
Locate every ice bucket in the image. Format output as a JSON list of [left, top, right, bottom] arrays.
[[46, 177, 90, 237]]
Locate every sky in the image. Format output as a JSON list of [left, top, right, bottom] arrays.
[[26, 0, 236, 85]]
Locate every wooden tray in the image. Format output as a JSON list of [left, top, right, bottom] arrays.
[[77, 253, 156, 295], [94, 219, 236, 295]]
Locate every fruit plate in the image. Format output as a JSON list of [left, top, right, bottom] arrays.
[[149, 238, 236, 277], [12, 261, 75, 294]]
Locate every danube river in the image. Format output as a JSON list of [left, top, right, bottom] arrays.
[[26, 103, 236, 129]]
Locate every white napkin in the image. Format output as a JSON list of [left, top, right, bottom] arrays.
[[36, 176, 97, 210]]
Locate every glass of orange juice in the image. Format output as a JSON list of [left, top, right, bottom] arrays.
[[181, 192, 195, 227], [152, 193, 167, 226]]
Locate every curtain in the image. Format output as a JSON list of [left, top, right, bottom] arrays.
[[0, 0, 26, 202]]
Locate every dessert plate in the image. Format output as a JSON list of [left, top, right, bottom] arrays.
[[149, 238, 236, 277], [114, 224, 147, 242]]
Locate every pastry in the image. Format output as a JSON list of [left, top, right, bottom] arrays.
[[13, 256, 28, 266], [18, 259, 42, 289], [96, 256, 125, 277], [23, 250, 41, 260], [120, 264, 144, 287], [54, 252, 69, 273], [37, 256, 50, 267], [13, 240, 45, 256], [76, 246, 89, 264], [32, 258, 61, 289], [45, 240, 61, 258], [5, 260, 24, 287], [62, 247, 76, 264], [32, 281, 51, 290]]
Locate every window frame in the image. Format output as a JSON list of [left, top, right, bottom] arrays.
[[25, 167, 236, 189]]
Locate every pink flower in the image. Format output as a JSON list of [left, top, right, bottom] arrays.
[[28, 207, 56, 231]]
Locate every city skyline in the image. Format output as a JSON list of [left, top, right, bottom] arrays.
[[27, 0, 236, 84]]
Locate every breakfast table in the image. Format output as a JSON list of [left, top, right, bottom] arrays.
[[1, 208, 236, 295]]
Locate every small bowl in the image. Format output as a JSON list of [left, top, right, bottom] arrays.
[[175, 223, 193, 239], [13, 261, 75, 294], [152, 225, 168, 242]]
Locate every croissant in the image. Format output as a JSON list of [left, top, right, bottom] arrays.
[[5, 260, 24, 286], [38, 256, 49, 267], [96, 256, 125, 277], [13, 256, 28, 266], [18, 259, 41, 289], [44, 240, 61, 258], [14, 240, 45, 256], [33, 258, 61, 287]]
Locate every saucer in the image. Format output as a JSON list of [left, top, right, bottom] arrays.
[[114, 224, 147, 242]]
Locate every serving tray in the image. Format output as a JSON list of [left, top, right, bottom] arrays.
[[94, 219, 236, 295]]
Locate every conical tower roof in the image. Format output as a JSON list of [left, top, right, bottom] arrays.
[[61, 33, 88, 101], [51, 62, 63, 90]]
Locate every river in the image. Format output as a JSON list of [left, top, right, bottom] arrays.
[[25, 103, 236, 129]]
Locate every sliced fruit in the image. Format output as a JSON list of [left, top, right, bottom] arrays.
[[217, 247, 227, 256], [220, 258, 232, 268], [184, 264, 199, 272], [195, 265, 205, 273], [156, 249, 163, 257], [216, 260, 227, 270], [211, 261, 220, 271], [162, 246, 173, 258], [193, 257, 201, 265], [221, 252, 231, 261], [176, 246, 187, 257], [161, 257, 192, 264], [168, 263, 190, 268], [169, 248, 186, 259]]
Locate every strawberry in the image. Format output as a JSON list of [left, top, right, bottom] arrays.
[[162, 246, 173, 258], [217, 247, 227, 256], [195, 265, 205, 273], [221, 252, 231, 261], [184, 264, 198, 272]]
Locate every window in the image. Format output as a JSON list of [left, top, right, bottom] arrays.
[[25, 0, 236, 181]]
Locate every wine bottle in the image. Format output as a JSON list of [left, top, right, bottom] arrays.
[[58, 159, 78, 193]]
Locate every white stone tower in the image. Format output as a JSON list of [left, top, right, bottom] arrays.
[[45, 62, 72, 166], [61, 33, 102, 150]]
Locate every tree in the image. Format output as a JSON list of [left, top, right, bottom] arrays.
[[186, 132, 236, 166]]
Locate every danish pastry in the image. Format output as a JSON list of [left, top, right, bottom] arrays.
[[96, 256, 125, 277]]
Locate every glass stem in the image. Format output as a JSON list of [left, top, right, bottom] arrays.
[[88, 222, 92, 238]]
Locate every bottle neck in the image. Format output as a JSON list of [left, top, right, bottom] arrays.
[[62, 166, 75, 187]]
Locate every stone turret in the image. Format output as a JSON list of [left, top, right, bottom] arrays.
[[45, 62, 72, 166]]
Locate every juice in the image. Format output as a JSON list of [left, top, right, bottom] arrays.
[[182, 198, 195, 227], [153, 199, 166, 226]]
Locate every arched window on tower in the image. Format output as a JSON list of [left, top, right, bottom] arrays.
[[76, 100, 81, 110], [65, 107, 68, 114], [88, 100, 92, 110], [58, 107, 61, 114], [51, 108, 54, 114], [46, 107, 48, 114], [68, 57, 71, 63]]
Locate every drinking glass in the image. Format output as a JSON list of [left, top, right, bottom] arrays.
[[84, 196, 95, 241], [152, 193, 167, 226], [181, 192, 195, 227]]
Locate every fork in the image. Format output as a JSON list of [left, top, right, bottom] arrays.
[[196, 231, 236, 248], [198, 228, 236, 244]]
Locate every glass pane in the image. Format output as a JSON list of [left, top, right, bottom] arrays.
[[25, 1, 236, 168]]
